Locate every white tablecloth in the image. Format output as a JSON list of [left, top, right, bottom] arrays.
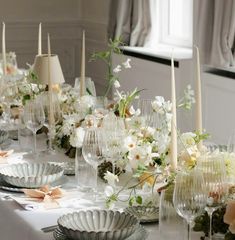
[[0, 139, 204, 240], [0, 140, 160, 240]]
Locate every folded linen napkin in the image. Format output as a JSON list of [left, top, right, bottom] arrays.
[[22, 185, 63, 209], [11, 188, 105, 211]]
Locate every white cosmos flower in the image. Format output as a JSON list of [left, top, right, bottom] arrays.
[[128, 145, 152, 169], [122, 58, 131, 69], [104, 171, 119, 187], [114, 80, 120, 88], [124, 135, 137, 151], [69, 127, 85, 148], [113, 65, 122, 73]]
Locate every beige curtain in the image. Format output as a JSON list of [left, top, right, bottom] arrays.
[[195, 0, 235, 68], [108, 0, 151, 46]]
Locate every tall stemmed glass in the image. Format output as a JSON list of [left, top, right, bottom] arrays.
[[102, 113, 125, 176], [197, 153, 228, 240], [23, 98, 45, 157], [137, 98, 160, 129], [82, 128, 105, 198], [173, 169, 207, 240], [40, 92, 62, 153]]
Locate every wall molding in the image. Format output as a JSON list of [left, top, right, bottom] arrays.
[[3, 20, 108, 89]]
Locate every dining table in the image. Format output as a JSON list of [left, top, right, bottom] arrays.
[[0, 134, 162, 240]]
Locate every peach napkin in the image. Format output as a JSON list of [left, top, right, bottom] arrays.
[[23, 185, 63, 209], [0, 149, 14, 163]]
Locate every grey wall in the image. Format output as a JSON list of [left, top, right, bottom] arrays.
[[0, 0, 110, 91]]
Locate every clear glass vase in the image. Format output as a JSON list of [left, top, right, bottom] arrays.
[[75, 147, 96, 192], [159, 187, 185, 240]]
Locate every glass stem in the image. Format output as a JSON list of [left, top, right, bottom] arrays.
[[94, 166, 98, 201], [48, 127, 53, 151], [187, 222, 191, 240], [33, 131, 37, 155], [208, 211, 213, 240]]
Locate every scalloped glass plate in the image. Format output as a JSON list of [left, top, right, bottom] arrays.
[[53, 224, 148, 240]]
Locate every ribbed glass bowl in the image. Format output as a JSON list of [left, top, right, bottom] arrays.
[[0, 162, 64, 188], [57, 210, 139, 240], [125, 206, 159, 223]]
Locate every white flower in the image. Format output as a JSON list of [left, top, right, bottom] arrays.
[[114, 80, 120, 88], [151, 96, 165, 113], [80, 95, 95, 109], [180, 132, 196, 148], [69, 127, 85, 148], [104, 171, 119, 187], [113, 65, 122, 73], [124, 135, 137, 151], [122, 58, 131, 69], [129, 106, 135, 115], [141, 126, 155, 138], [61, 118, 74, 135], [128, 145, 152, 169], [163, 101, 172, 112], [104, 185, 114, 197], [156, 133, 170, 154]]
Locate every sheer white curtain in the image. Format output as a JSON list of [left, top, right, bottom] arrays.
[[108, 0, 152, 46], [195, 0, 235, 68]]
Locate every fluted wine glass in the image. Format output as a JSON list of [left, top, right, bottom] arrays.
[[197, 153, 228, 240], [23, 98, 45, 157], [173, 169, 207, 240], [82, 128, 105, 198], [40, 92, 62, 154], [137, 98, 160, 128], [102, 113, 125, 177]]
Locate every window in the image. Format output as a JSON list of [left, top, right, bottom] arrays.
[[146, 0, 193, 49]]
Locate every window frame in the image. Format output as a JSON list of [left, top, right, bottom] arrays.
[[157, 0, 193, 49]]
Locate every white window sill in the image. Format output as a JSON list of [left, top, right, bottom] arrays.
[[120, 44, 192, 61]]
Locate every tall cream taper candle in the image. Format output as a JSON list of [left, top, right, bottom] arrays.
[[195, 46, 203, 151], [47, 34, 55, 126], [38, 23, 42, 55], [80, 30, 85, 97], [2, 22, 6, 76], [170, 52, 178, 171]]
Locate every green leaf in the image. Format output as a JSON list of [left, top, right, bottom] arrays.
[[22, 94, 31, 105], [129, 196, 135, 206], [135, 196, 142, 205]]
